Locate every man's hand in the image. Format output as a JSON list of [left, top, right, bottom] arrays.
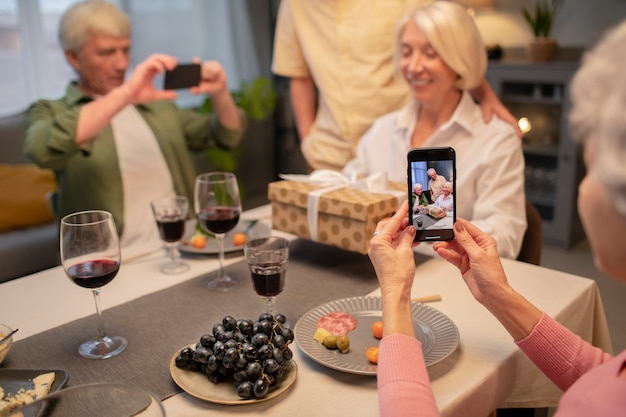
[[190, 60, 229, 97], [123, 54, 178, 104], [473, 79, 522, 138]]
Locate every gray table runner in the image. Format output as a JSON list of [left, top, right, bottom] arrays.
[[4, 239, 397, 400]]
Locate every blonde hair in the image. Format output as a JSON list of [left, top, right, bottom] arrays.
[[59, 0, 131, 53], [394, 1, 486, 90], [569, 21, 626, 218]]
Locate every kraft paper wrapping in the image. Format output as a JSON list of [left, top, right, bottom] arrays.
[[268, 180, 406, 254]]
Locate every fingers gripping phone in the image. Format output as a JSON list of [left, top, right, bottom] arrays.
[[407, 147, 456, 242], [164, 63, 201, 90]]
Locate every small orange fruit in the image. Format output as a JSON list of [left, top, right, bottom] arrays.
[[232, 232, 247, 246], [366, 346, 379, 364], [371, 321, 383, 339], [191, 234, 207, 249]]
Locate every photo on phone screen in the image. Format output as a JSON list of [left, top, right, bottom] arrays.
[[163, 63, 201, 90], [407, 147, 456, 242]]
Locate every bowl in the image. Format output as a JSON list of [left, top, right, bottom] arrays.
[[0, 323, 14, 364], [7, 383, 166, 417]]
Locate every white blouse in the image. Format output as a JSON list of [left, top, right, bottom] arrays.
[[343, 92, 526, 259]]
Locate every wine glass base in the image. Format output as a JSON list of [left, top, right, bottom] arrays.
[[78, 335, 128, 359], [205, 273, 241, 292], [161, 261, 190, 275]]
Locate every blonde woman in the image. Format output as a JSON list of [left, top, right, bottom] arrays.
[[369, 17, 626, 417]]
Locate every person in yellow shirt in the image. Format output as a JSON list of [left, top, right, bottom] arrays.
[[271, 0, 520, 171]]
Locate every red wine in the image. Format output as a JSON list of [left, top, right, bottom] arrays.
[[66, 258, 119, 289], [156, 216, 185, 242], [198, 207, 240, 234], [250, 262, 286, 297]]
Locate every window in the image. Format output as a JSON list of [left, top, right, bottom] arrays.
[[0, 0, 271, 116]]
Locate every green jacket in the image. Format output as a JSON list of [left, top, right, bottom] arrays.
[[23, 83, 246, 235], [412, 192, 429, 208]]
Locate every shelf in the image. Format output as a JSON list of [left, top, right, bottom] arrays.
[[502, 95, 562, 106], [523, 143, 559, 158]]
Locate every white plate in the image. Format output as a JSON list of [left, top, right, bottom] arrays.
[[294, 296, 459, 375], [179, 220, 271, 255], [169, 347, 297, 405]]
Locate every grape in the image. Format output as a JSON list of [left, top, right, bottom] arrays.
[[193, 347, 211, 363], [263, 359, 280, 373], [223, 315, 237, 331], [258, 313, 273, 322], [175, 313, 294, 399], [200, 334, 216, 348], [175, 355, 189, 368], [237, 381, 253, 399], [253, 378, 269, 398], [251, 333, 269, 348], [257, 320, 272, 336], [213, 323, 225, 336], [272, 334, 286, 349], [281, 328, 295, 343]]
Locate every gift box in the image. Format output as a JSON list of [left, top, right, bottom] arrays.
[[268, 176, 405, 254]]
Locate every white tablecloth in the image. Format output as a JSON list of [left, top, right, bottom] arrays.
[[0, 205, 612, 417]]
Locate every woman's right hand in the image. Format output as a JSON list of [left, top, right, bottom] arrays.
[[433, 218, 511, 306]]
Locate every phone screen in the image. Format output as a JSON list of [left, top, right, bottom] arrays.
[[407, 147, 456, 242], [163, 63, 201, 90]]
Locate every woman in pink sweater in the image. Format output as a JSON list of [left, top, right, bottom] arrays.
[[368, 17, 626, 417]]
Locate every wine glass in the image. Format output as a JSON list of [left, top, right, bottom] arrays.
[[150, 195, 190, 275], [60, 210, 127, 359], [194, 172, 242, 291], [7, 383, 165, 417], [244, 237, 289, 315]]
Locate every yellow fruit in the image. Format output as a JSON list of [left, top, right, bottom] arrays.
[[323, 335, 338, 349], [336, 335, 350, 353], [313, 328, 332, 344]]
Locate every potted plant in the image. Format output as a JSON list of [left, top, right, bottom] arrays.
[[198, 77, 276, 172], [522, 0, 564, 61]]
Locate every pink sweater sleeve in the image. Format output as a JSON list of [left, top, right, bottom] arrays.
[[515, 313, 613, 391], [377, 334, 440, 417]]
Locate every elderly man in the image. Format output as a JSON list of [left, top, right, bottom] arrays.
[[24, 0, 245, 251], [427, 168, 447, 203], [411, 183, 429, 212]]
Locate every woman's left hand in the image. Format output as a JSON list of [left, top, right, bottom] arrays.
[[368, 200, 418, 296]]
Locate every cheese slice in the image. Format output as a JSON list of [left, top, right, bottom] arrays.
[[0, 372, 55, 417]]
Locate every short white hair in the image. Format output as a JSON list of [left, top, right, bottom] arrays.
[[59, 0, 131, 53], [569, 20, 626, 218], [394, 1, 486, 90]]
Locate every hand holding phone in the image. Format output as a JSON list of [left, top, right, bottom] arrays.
[[407, 147, 456, 242], [163, 63, 201, 90]]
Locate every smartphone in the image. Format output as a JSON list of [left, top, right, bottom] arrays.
[[407, 147, 456, 242], [163, 63, 201, 90]]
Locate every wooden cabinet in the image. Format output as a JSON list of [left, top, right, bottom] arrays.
[[487, 56, 585, 248]]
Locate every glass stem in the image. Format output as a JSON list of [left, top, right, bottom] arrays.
[[92, 288, 106, 340], [166, 243, 177, 264], [216, 233, 225, 278]]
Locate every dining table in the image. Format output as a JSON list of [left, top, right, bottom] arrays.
[[0, 204, 613, 417]]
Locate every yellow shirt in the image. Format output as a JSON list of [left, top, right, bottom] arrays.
[[272, 0, 418, 170]]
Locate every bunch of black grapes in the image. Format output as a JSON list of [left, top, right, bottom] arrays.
[[174, 313, 295, 399]]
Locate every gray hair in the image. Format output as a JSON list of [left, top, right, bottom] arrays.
[[569, 21, 626, 218], [59, 0, 131, 53], [394, 1, 486, 91]]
